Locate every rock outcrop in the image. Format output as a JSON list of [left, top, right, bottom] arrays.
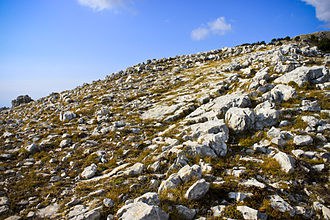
[[0, 32, 329, 219]]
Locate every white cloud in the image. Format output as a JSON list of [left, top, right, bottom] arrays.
[[77, 0, 130, 11], [191, 28, 209, 41], [191, 17, 232, 41], [302, 0, 330, 27]]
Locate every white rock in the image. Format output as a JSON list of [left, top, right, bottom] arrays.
[[293, 135, 313, 146], [116, 202, 168, 220], [0, 197, 9, 206], [264, 84, 296, 102], [237, 206, 267, 220], [273, 152, 295, 173], [254, 101, 279, 129], [270, 195, 295, 216], [211, 205, 226, 217], [177, 165, 202, 183], [37, 203, 59, 218], [301, 100, 321, 112], [60, 111, 76, 122], [175, 205, 197, 220], [240, 178, 265, 188], [184, 179, 210, 200], [25, 143, 38, 153], [158, 173, 182, 194], [134, 192, 160, 206], [274, 65, 325, 87], [81, 163, 98, 179], [225, 107, 255, 132], [124, 163, 145, 176], [228, 192, 252, 202]]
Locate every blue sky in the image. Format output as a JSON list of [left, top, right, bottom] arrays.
[[0, 0, 329, 107]]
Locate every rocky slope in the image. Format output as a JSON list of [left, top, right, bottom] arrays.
[[0, 32, 329, 220]]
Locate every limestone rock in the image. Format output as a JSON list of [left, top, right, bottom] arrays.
[[124, 163, 145, 176], [254, 101, 279, 129], [270, 195, 295, 216], [274, 66, 325, 87], [81, 164, 98, 179], [117, 202, 169, 220], [237, 206, 267, 220], [134, 192, 160, 206], [274, 152, 295, 173], [177, 165, 202, 183], [158, 173, 182, 194], [60, 111, 76, 122], [225, 107, 255, 132], [184, 179, 210, 200], [175, 205, 197, 220], [293, 135, 313, 146]]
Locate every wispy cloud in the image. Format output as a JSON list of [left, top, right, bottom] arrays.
[[302, 0, 330, 27], [191, 17, 232, 41], [77, 0, 131, 11]]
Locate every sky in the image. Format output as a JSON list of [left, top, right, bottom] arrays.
[[0, 0, 329, 107]]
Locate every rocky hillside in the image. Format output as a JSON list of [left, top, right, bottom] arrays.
[[0, 32, 329, 220]]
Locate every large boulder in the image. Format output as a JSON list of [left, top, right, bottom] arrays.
[[134, 192, 160, 206], [123, 163, 145, 176], [270, 195, 295, 216], [158, 173, 182, 194], [225, 107, 255, 132], [293, 135, 313, 146], [11, 95, 33, 107], [184, 179, 210, 200], [274, 66, 326, 87], [273, 152, 295, 173], [116, 202, 168, 220], [254, 101, 279, 130], [263, 84, 296, 102], [177, 165, 202, 183]]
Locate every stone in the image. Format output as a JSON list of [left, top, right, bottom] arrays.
[[274, 152, 295, 173], [225, 107, 255, 132], [142, 104, 183, 121], [301, 116, 319, 127], [116, 202, 169, 220], [198, 133, 228, 157], [312, 164, 325, 172], [11, 95, 33, 107], [103, 198, 115, 208], [184, 179, 210, 200], [81, 163, 98, 179], [228, 192, 252, 202], [177, 165, 202, 183], [25, 143, 38, 153], [60, 139, 71, 148], [37, 203, 59, 218], [124, 163, 145, 176], [68, 205, 100, 220], [270, 195, 295, 216], [175, 205, 197, 220], [158, 173, 182, 193], [254, 101, 279, 129], [211, 205, 226, 217], [237, 206, 267, 220], [274, 65, 325, 87], [293, 135, 313, 146], [134, 192, 160, 206], [0, 197, 9, 206], [60, 111, 76, 122], [4, 216, 21, 220], [313, 202, 330, 220], [301, 100, 321, 112], [240, 178, 265, 189], [264, 84, 296, 102]]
